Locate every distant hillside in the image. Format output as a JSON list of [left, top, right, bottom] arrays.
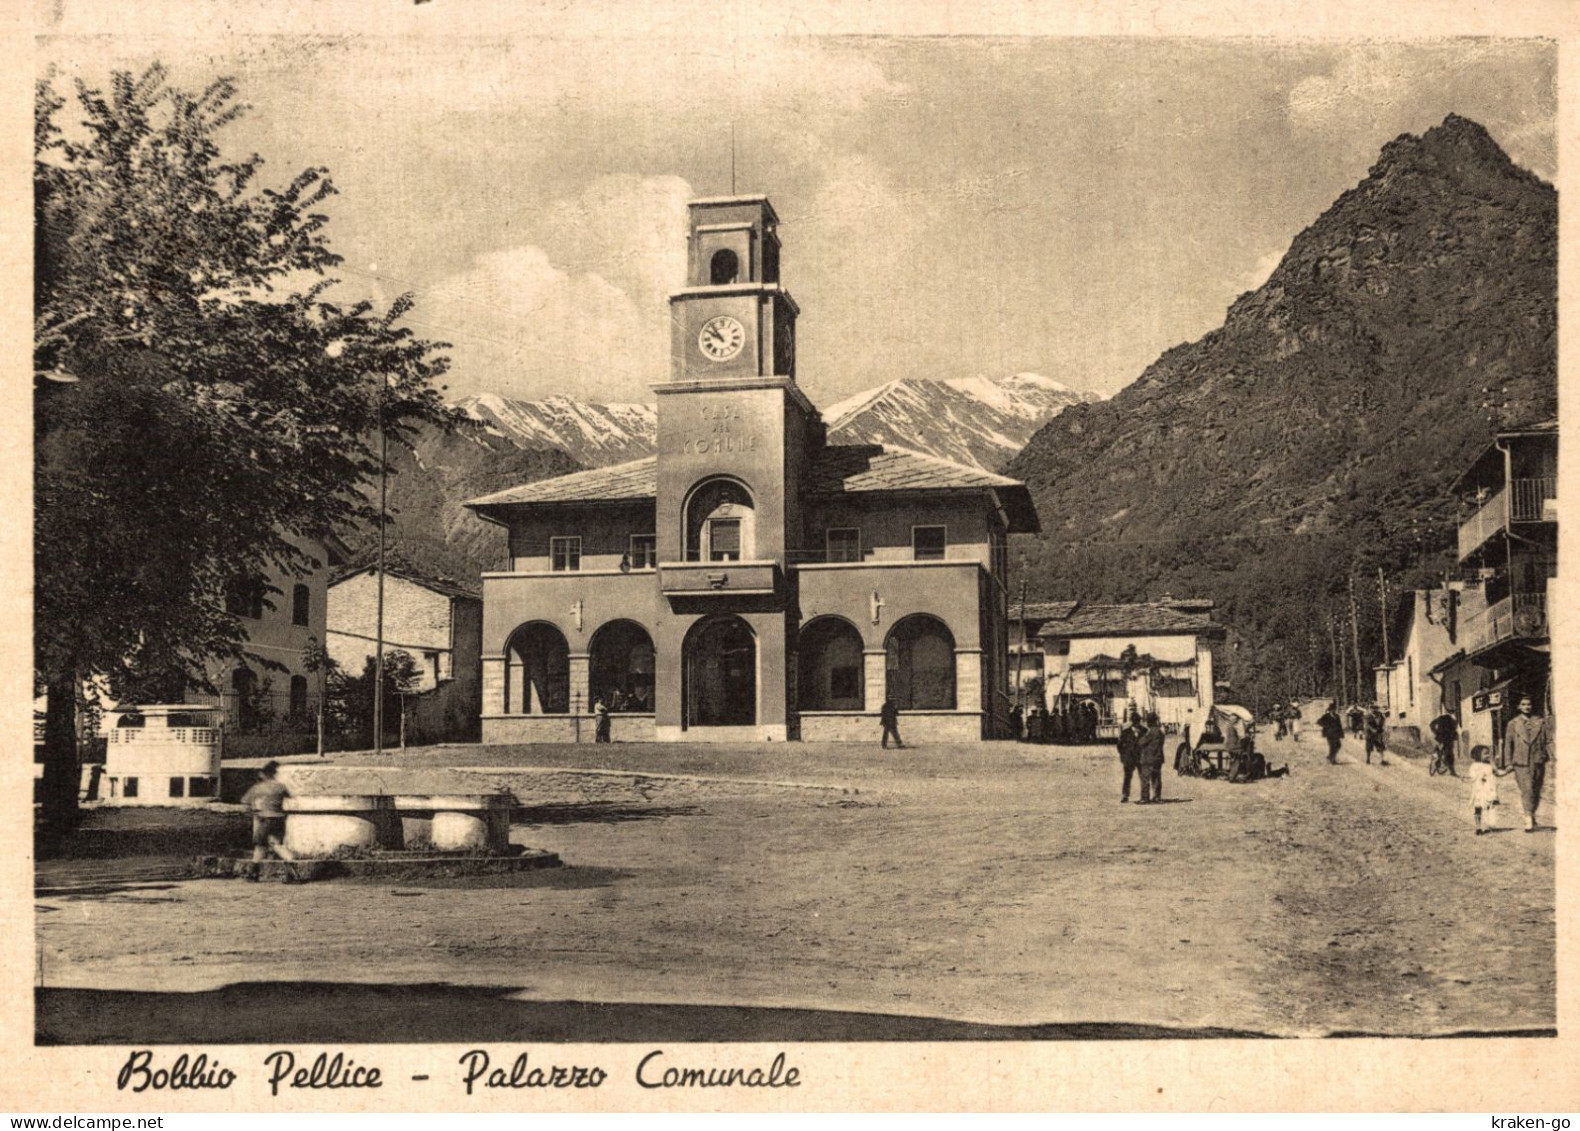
[[339, 419, 583, 581], [824, 372, 1102, 470], [1004, 114, 1556, 708]]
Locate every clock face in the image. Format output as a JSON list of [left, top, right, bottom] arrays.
[[698, 315, 746, 362]]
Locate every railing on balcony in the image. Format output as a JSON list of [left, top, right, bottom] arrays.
[[1510, 477, 1558, 523], [1461, 591, 1547, 656], [1457, 484, 1508, 561], [107, 727, 219, 745]]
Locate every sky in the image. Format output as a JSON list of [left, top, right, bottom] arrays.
[[38, 8, 1557, 411]]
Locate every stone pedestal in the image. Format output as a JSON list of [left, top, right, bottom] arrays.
[[426, 794, 512, 853], [283, 795, 399, 856]]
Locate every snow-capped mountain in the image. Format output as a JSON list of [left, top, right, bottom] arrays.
[[823, 373, 1103, 470], [457, 372, 1100, 471], [460, 393, 657, 468]]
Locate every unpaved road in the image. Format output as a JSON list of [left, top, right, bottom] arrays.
[[36, 734, 1554, 1041]]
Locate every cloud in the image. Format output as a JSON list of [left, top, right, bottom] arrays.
[[1285, 42, 1556, 177], [419, 175, 692, 404]]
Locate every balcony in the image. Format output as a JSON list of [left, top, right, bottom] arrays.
[[1462, 591, 1548, 657], [1457, 485, 1507, 562], [1510, 476, 1558, 523], [658, 560, 779, 598]]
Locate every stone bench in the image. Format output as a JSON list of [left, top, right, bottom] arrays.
[[281, 792, 512, 855]]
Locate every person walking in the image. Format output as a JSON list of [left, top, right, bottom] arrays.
[[1117, 713, 1144, 803], [1467, 744, 1510, 835], [1502, 696, 1551, 832], [239, 761, 299, 880], [1346, 703, 1365, 738], [1009, 702, 1024, 742], [593, 696, 611, 743], [1317, 701, 1344, 764], [1272, 703, 1287, 740], [1428, 710, 1460, 776], [1364, 703, 1389, 765], [1288, 701, 1302, 742], [879, 697, 904, 749], [1136, 712, 1166, 803]]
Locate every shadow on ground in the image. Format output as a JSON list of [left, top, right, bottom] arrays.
[[511, 802, 703, 825], [37, 983, 1271, 1044]]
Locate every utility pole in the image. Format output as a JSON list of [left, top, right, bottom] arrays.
[[1348, 573, 1365, 703], [1377, 566, 1391, 667], [373, 378, 388, 756]]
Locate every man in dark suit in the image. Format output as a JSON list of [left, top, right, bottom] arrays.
[[1117, 714, 1144, 803], [1136, 712, 1167, 803]]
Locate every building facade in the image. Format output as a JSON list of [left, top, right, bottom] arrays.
[[1374, 583, 1487, 744], [1010, 599, 1223, 736], [1426, 420, 1557, 756], [327, 567, 483, 744], [466, 195, 1038, 743]]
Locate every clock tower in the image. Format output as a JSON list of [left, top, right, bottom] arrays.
[[667, 195, 798, 383]]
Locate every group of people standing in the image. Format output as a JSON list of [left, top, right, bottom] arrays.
[[1116, 711, 1167, 803], [1008, 700, 1103, 744], [1315, 701, 1390, 765]]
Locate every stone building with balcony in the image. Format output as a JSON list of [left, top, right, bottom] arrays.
[[1426, 419, 1557, 755], [464, 194, 1038, 743]]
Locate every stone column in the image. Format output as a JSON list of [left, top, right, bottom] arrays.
[[481, 656, 507, 715], [864, 650, 887, 712], [568, 652, 591, 717], [955, 648, 984, 713]]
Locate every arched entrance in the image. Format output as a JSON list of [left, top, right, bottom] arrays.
[[685, 616, 756, 727], [798, 616, 865, 711], [589, 620, 656, 712], [885, 615, 956, 710], [505, 622, 570, 714]]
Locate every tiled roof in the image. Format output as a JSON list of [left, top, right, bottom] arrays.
[[331, 565, 480, 601], [465, 457, 658, 508], [1030, 600, 1224, 639], [810, 445, 1039, 533], [464, 444, 1040, 531], [1016, 600, 1080, 621]]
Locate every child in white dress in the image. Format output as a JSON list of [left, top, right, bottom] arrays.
[[1468, 744, 1511, 835]]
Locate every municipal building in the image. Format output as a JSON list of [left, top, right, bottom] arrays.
[[466, 195, 1039, 742]]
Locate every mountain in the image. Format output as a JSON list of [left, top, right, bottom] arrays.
[[823, 372, 1102, 470], [339, 419, 584, 580], [459, 392, 657, 468], [1004, 114, 1556, 709], [461, 372, 1099, 473]]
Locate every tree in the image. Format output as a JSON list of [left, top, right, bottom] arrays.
[[335, 650, 421, 751], [300, 636, 335, 758], [34, 65, 455, 836]]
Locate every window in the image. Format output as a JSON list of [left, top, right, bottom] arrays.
[[169, 776, 185, 799], [826, 528, 861, 563], [289, 675, 309, 718], [550, 536, 582, 572], [225, 577, 264, 619], [710, 248, 740, 285], [912, 526, 947, 562], [188, 776, 214, 798], [123, 777, 139, 799], [629, 534, 657, 570], [709, 518, 742, 562], [292, 584, 311, 626]]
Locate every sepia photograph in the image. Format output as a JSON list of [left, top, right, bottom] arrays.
[[10, 0, 1576, 1113]]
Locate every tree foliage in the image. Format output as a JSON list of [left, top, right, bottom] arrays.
[[35, 63, 456, 697]]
